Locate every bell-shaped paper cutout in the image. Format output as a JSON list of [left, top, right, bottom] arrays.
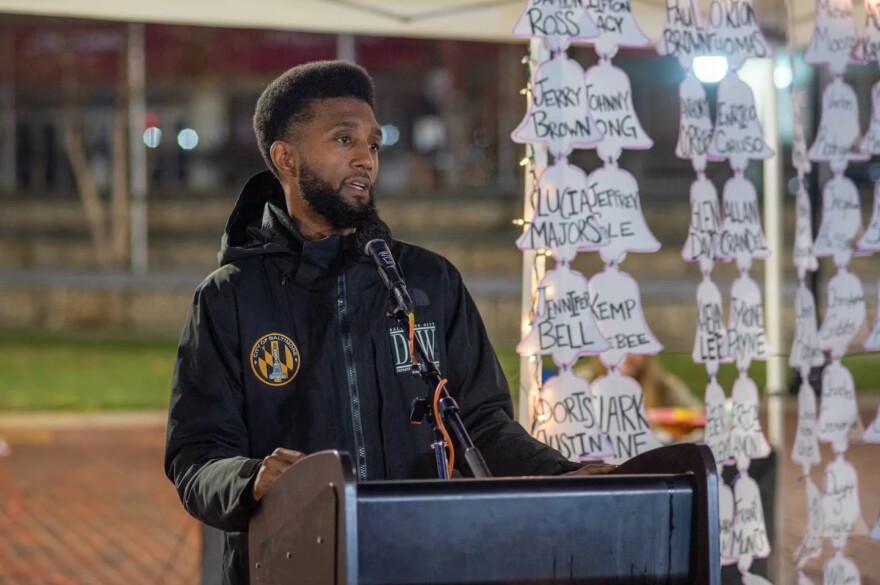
[[518, 265, 611, 367], [683, 175, 723, 274], [517, 159, 608, 261], [860, 81, 880, 154], [676, 73, 714, 172], [694, 278, 732, 376], [818, 269, 866, 359], [587, 265, 663, 368], [855, 0, 880, 63], [705, 0, 771, 70], [720, 480, 737, 565], [729, 373, 771, 468], [794, 184, 819, 280], [657, 0, 712, 68], [584, 0, 651, 58], [708, 72, 775, 170], [804, 0, 857, 75], [857, 182, 880, 253], [719, 173, 770, 271], [584, 162, 660, 263], [813, 173, 863, 267], [862, 403, 880, 442], [790, 285, 824, 374], [584, 60, 653, 161], [823, 553, 862, 585], [795, 478, 825, 567], [513, 53, 602, 158], [591, 370, 662, 463], [792, 92, 813, 175], [530, 369, 614, 461], [822, 458, 863, 547], [808, 78, 868, 171], [513, 0, 600, 52], [792, 381, 822, 470], [728, 273, 769, 369], [704, 377, 732, 467], [817, 360, 860, 452], [730, 472, 772, 559], [865, 284, 880, 350]]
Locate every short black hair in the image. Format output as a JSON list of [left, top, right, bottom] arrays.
[[253, 60, 375, 175]]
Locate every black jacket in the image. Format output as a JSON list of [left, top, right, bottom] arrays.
[[164, 170, 579, 585]]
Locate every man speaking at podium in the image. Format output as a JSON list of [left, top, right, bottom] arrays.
[[165, 60, 606, 585]]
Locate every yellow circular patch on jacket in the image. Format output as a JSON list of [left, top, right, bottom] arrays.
[[250, 333, 301, 387]]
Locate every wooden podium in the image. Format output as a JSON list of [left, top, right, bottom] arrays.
[[249, 444, 719, 585]]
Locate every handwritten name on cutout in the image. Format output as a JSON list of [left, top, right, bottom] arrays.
[[729, 373, 771, 467], [817, 360, 860, 452], [657, 0, 710, 68], [813, 173, 862, 267], [856, 0, 880, 63], [677, 74, 714, 172], [708, 73, 774, 170], [704, 377, 731, 467], [590, 370, 661, 463], [706, 0, 770, 70], [792, 381, 822, 470], [719, 173, 770, 270], [857, 182, 880, 253], [823, 553, 862, 585], [513, 0, 600, 52], [794, 184, 819, 279], [727, 273, 768, 369], [693, 278, 731, 376], [730, 473, 771, 559], [790, 285, 825, 374], [720, 480, 737, 565], [584, 60, 653, 161], [818, 270, 865, 358], [795, 478, 825, 567], [584, 0, 651, 58], [683, 176, 723, 274], [859, 81, 880, 154], [792, 91, 813, 175], [804, 0, 858, 75], [822, 458, 863, 546], [808, 78, 867, 171]]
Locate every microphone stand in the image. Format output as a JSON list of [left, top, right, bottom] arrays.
[[390, 306, 492, 480]]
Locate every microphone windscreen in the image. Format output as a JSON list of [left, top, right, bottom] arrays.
[[355, 218, 393, 254]]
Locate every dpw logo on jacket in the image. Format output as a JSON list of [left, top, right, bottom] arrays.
[[388, 322, 438, 373]]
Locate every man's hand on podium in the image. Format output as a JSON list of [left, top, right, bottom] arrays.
[[253, 448, 307, 502], [566, 461, 617, 476]]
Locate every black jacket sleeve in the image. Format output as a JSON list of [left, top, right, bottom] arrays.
[[442, 265, 581, 477], [164, 271, 262, 532]]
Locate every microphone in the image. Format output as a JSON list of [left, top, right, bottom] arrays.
[[356, 220, 414, 314]]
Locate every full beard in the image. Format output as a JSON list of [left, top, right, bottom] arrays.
[[298, 161, 378, 230]]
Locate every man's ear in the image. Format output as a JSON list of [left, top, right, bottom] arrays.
[[270, 140, 299, 178]]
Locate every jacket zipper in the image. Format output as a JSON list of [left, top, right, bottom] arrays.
[[338, 270, 368, 480]]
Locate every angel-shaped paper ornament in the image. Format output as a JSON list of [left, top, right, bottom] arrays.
[[693, 278, 732, 375], [729, 472, 771, 558], [862, 402, 880, 442], [728, 373, 771, 468], [792, 380, 822, 470], [591, 370, 661, 463], [790, 285, 824, 374], [683, 175, 723, 274], [706, 0, 771, 71], [808, 78, 868, 171], [657, 0, 711, 68], [720, 479, 737, 564], [865, 284, 880, 350], [727, 273, 769, 370], [704, 377, 731, 467], [587, 265, 663, 368], [584, 0, 651, 58], [793, 183, 819, 279], [813, 173, 863, 267], [816, 360, 860, 452], [792, 91, 812, 176], [708, 73, 774, 171], [584, 60, 653, 162], [794, 478, 825, 567], [513, 52, 602, 158], [584, 162, 659, 263], [855, 0, 880, 63], [857, 182, 880, 253], [518, 265, 611, 367], [718, 172, 770, 271], [513, 0, 600, 52], [530, 369, 614, 461], [860, 82, 880, 154], [818, 269, 866, 358], [822, 457, 864, 547], [676, 73, 714, 172], [804, 0, 857, 75], [517, 159, 608, 261]]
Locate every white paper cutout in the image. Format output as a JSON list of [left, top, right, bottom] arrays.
[[794, 184, 819, 279], [818, 270, 866, 358], [709, 73, 774, 171], [804, 0, 858, 76], [790, 286, 825, 373], [584, 60, 653, 161], [808, 79, 867, 171], [585, 163, 659, 263], [729, 373, 772, 467], [856, 0, 880, 62], [530, 369, 614, 461], [693, 278, 732, 376], [584, 0, 651, 58], [587, 266, 663, 367], [517, 159, 608, 261], [513, 53, 602, 158], [727, 273, 769, 369], [865, 284, 880, 350], [813, 174, 862, 267], [817, 361, 860, 452], [871, 514, 880, 540], [857, 182, 880, 252], [798, 571, 819, 585], [682, 175, 723, 274], [720, 480, 737, 565], [513, 0, 600, 52], [676, 74, 714, 172], [591, 371, 662, 463], [792, 92, 813, 175], [823, 553, 862, 585], [518, 265, 611, 367], [730, 472, 772, 559], [793, 382, 822, 470], [859, 81, 880, 154], [719, 173, 770, 270], [862, 403, 880, 442], [704, 378, 731, 467], [822, 457, 862, 546], [706, 0, 771, 71], [657, 0, 711, 68], [795, 478, 825, 566]]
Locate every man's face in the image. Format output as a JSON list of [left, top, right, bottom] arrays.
[[293, 97, 382, 229]]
